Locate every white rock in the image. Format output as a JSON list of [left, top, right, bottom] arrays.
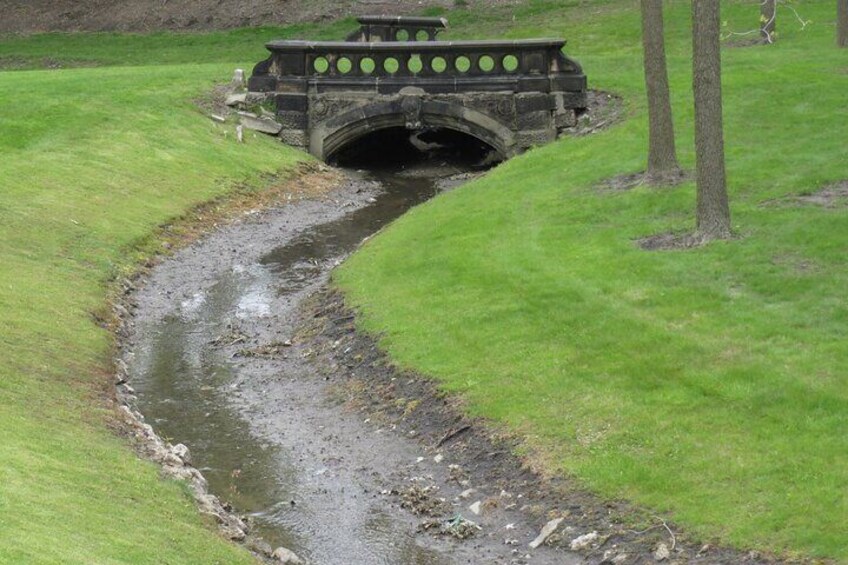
[[172, 443, 191, 465], [272, 546, 303, 564], [225, 92, 247, 107], [654, 542, 670, 561], [459, 488, 476, 499], [434, 453, 444, 463], [468, 501, 482, 515], [241, 115, 284, 135], [612, 554, 629, 564], [569, 530, 599, 551], [232, 68, 245, 88], [528, 517, 564, 549]]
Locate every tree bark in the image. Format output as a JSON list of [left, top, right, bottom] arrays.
[[692, 0, 732, 240], [640, 0, 681, 184], [761, 0, 777, 43], [839, 0, 848, 47]]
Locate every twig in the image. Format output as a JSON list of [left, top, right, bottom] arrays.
[[626, 515, 676, 550], [655, 516, 677, 551], [435, 424, 471, 448]]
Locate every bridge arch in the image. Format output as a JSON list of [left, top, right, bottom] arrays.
[[311, 98, 517, 162]]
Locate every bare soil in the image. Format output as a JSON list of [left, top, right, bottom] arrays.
[[0, 0, 520, 34], [569, 91, 626, 137], [794, 181, 848, 208], [759, 180, 848, 209], [636, 231, 710, 251], [595, 169, 690, 193]]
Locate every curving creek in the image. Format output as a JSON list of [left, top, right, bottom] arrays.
[[122, 137, 578, 565]]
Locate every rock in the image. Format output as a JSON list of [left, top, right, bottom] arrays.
[[220, 523, 246, 541], [239, 114, 282, 135], [468, 500, 482, 515], [172, 443, 192, 465], [611, 554, 629, 564], [209, 114, 226, 123], [231, 68, 245, 89], [272, 546, 303, 564], [528, 517, 564, 549], [459, 488, 475, 499], [434, 453, 444, 463], [569, 530, 599, 551], [654, 542, 670, 561], [225, 92, 247, 107]]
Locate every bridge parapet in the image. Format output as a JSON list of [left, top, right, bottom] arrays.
[[346, 15, 448, 42], [248, 30, 588, 161]]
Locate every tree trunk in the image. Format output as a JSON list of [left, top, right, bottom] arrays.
[[640, 0, 681, 184], [692, 0, 732, 240], [761, 0, 777, 43], [839, 0, 848, 47]]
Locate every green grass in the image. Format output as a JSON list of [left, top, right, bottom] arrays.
[[2, 1, 845, 561], [0, 31, 315, 563], [335, 0, 848, 559]]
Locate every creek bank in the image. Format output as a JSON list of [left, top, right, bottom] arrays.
[[295, 289, 783, 565]]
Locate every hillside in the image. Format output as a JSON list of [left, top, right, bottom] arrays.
[[1, 0, 467, 33]]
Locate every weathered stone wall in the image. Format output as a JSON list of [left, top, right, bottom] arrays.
[[262, 89, 581, 161]]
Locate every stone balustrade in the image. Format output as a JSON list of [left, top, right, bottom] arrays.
[[346, 15, 448, 42]]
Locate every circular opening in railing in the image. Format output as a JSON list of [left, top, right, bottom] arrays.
[[408, 55, 424, 74], [313, 57, 329, 74], [479, 55, 496, 73], [416, 29, 430, 41], [502, 54, 519, 72], [454, 56, 471, 73], [396, 29, 410, 41], [430, 56, 447, 73], [384, 57, 400, 74], [337, 57, 353, 74], [360, 57, 376, 74]]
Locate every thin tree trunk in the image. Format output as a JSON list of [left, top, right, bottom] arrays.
[[692, 0, 732, 240], [761, 0, 777, 43], [839, 0, 848, 47], [640, 0, 681, 184]]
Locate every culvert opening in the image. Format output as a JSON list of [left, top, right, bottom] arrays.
[[330, 126, 502, 170]]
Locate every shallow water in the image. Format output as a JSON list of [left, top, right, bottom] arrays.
[[127, 166, 467, 564]]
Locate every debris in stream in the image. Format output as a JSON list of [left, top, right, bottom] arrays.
[[399, 484, 449, 517], [234, 340, 293, 358], [209, 327, 250, 347], [419, 514, 482, 539]]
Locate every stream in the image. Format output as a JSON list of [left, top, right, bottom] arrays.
[[122, 123, 585, 564]]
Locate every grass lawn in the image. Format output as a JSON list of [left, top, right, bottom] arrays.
[[1, 0, 845, 562], [0, 26, 339, 564], [334, 0, 848, 560]]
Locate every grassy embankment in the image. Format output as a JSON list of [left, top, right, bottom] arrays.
[[0, 21, 354, 563], [335, 0, 848, 560]]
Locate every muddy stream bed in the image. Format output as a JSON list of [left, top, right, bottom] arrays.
[[120, 136, 763, 563], [121, 158, 583, 564]]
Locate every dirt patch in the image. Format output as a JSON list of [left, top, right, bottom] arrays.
[[760, 181, 848, 209], [794, 181, 848, 208], [596, 169, 690, 193], [636, 231, 711, 251], [0, 0, 520, 34], [569, 90, 626, 137], [723, 36, 771, 49], [296, 288, 787, 564]]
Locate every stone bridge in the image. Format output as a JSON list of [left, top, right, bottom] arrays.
[[247, 16, 587, 162]]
